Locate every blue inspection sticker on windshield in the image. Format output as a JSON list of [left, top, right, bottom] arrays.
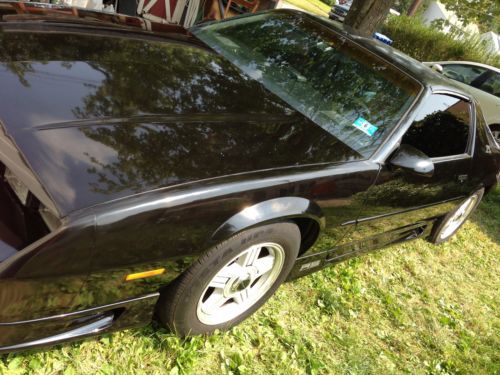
[[352, 117, 378, 137]]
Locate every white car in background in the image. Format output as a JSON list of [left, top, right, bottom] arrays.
[[425, 61, 500, 145]]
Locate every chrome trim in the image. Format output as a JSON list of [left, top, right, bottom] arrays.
[[468, 99, 477, 156], [355, 196, 464, 224], [431, 154, 471, 163], [340, 219, 356, 226], [0, 314, 114, 351], [431, 89, 472, 102], [0, 293, 159, 326], [34, 113, 296, 131]]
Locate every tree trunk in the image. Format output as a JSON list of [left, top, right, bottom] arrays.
[[344, 0, 395, 37], [407, 0, 423, 16]]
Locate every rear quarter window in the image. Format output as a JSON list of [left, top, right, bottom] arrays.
[[402, 94, 471, 158]]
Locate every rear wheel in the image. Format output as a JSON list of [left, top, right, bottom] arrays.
[[430, 188, 484, 244], [156, 222, 300, 336]]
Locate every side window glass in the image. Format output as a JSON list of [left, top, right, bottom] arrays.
[[479, 72, 500, 98], [402, 94, 471, 158], [442, 64, 487, 85]]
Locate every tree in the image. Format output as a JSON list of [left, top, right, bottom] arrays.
[[406, 0, 424, 16], [439, 0, 500, 33], [344, 0, 396, 37]]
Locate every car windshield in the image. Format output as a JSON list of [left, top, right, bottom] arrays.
[[192, 11, 420, 157]]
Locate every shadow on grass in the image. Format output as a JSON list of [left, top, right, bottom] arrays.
[[471, 185, 499, 245]]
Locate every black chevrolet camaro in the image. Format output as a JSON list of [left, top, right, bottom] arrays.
[[0, 2, 498, 352]]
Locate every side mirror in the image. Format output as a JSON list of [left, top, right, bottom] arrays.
[[431, 63, 443, 73], [389, 144, 434, 177]]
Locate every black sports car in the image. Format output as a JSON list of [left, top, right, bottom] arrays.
[[0, 3, 498, 352]]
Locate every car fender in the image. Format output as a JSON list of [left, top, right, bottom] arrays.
[[211, 197, 325, 242]]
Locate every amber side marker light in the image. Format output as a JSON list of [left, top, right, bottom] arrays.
[[125, 268, 166, 281]]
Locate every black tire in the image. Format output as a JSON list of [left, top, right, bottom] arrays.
[[429, 188, 484, 244], [156, 222, 301, 336]]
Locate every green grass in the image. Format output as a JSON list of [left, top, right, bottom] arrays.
[[282, 0, 330, 17], [1, 187, 499, 374]]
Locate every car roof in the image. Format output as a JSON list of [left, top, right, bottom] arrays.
[[0, 2, 483, 99]]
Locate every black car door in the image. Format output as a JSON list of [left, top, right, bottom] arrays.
[[343, 92, 477, 251]]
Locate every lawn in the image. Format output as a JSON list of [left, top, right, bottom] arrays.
[[1, 187, 498, 374]]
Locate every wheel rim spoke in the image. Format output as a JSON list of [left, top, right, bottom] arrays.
[[253, 255, 275, 276], [201, 289, 228, 315], [209, 263, 245, 289], [208, 274, 230, 289], [233, 288, 250, 305], [238, 245, 261, 267]]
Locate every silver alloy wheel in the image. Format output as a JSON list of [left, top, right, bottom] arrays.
[[439, 195, 478, 240], [196, 242, 285, 325]]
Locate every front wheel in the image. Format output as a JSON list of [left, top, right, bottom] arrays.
[[430, 188, 484, 244], [156, 222, 301, 336]]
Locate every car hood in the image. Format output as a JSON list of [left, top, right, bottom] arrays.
[[0, 27, 361, 215]]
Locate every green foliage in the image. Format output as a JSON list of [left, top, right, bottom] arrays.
[[392, 0, 413, 14], [439, 0, 499, 33], [382, 15, 500, 68]]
